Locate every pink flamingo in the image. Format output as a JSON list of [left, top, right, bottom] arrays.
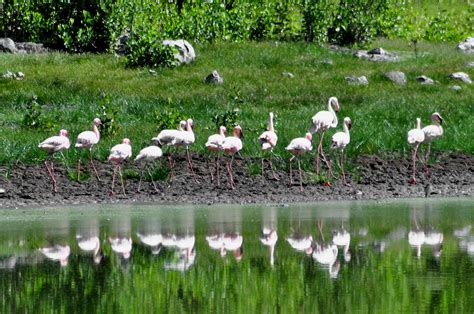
[[152, 120, 186, 174], [407, 118, 425, 184], [108, 138, 132, 196], [330, 117, 352, 185], [222, 125, 243, 189], [286, 132, 313, 191], [205, 125, 227, 186], [174, 119, 199, 183], [422, 112, 444, 176], [38, 129, 70, 192], [76, 118, 102, 181], [134, 145, 163, 192], [309, 97, 340, 177], [259, 112, 279, 180]]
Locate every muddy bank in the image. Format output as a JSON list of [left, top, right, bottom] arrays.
[[0, 153, 472, 209]]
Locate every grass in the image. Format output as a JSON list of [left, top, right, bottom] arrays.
[[0, 39, 472, 169]]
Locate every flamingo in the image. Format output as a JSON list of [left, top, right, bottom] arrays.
[[108, 138, 132, 196], [286, 234, 313, 255], [259, 112, 279, 180], [260, 228, 278, 266], [39, 244, 70, 267], [38, 129, 70, 192], [422, 112, 444, 176], [222, 125, 244, 189], [76, 118, 102, 181], [309, 97, 340, 177], [313, 220, 339, 278], [409, 210, 425, 258], [109, 237, 132, 259], [152, 120, 186, 178], [286, 132, 313, 191], [205, 125, 227, 186], [332, 227, 351, 262], [331, 117, 352, 185], [174, 118, 199, 183], [137, 232, 163, 255], [135, 145, 163, 192], [76, 235, 102, 264], [407, 118, 426, 184]]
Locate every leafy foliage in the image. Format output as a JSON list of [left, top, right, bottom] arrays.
[[22, 96, 56, 131], [211, 108, 241, 131], [95, 92, 120, 136], [154, 105, 187, 132]]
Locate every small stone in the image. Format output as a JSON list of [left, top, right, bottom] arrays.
[[466, 61, 474, 68], [148, 69, 156, 75], [0, 38, 18, 53], [282, 71, 294, 78], [367, 47, 386, 55], [415, 75, 434, 85], [385, 71, 407, 85], [355, 48, 398, 62], [457, 37, 474, 54], [2, 71, 14, 79], [204, 70, 223, 84], [345, 75, 368, 85], [0, 188, 5, 194], [450, 85, 462, 91], [449, 72, 472, 84], [15, 72, 25, 80], [321, 58, 334, 65]]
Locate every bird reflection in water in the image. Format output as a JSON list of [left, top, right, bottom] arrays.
[[206, 207, 243, 261], [109, 215, 133, 260], [260, 207, 278, 266], [136, 217, 163, 255], [312, 219, 340, 279], [39, 220, 71, 267], [76, 218, 103, 264], [408, 209, 443, 258]]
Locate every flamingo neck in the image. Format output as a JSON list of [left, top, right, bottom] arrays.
[[268, 115, 274, 132], [416, 118, 421, 130], [343, 122, 350, 135], [219, 128, 226, 137], [328, 102, 338, 127], [93, 124, 100, 140]]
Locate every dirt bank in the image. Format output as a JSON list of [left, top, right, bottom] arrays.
[[0, 153, 472, 208]]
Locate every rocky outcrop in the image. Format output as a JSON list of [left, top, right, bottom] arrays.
[[449, 72, 472, 84], [457, 37, 474, 54], [385, 71, 406, 85], [162, 39, 196, 64], [204, 70, 224, 84], [355, 47, 399, 62]]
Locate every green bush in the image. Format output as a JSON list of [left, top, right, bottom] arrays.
[[125, 29, 177, 68]]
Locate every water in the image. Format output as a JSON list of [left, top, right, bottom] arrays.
[[1, 198, 474, 312]]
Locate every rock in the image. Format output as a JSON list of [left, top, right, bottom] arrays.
[[321, 58, 334, 65], [0, 188, 5, 194], [345, 75, 368, 85], [450, 85, 462, 91], [467, 61, 474, 68], [355, 47, 398, 62], [2, 71, 14, 79], [449, 72, 472, 84], [328, 44, 352, 53], [385, 71, 407, 85], [16, 72, 25, 80], [457, 37, 474, 54], [0, 38, 17, 53], [15, 42, 47, 53], [116, 29, 130, 55], [282, 71, 294, 78], [416, 75, 435, 85], [204, 70, 223, 84], [162, 39, 196, 64]]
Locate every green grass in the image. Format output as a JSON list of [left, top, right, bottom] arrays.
[[0, 39, 472, 168]]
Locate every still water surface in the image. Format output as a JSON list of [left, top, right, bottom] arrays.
[[1, 198, 474, 312]]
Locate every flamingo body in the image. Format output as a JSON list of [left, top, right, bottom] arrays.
[[39, 130, 70, 153], [135, 146, 163, 162]]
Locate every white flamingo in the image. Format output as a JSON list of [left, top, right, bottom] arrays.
[[38, 129, 70, 192], [286, 132, 313, 191], [407, 118, 425, 184], [170, 119, 199, 183], [152, 120, 186, 177], [222, 125, 244, 189], [331, 117, 352, 185], [314, 220, 339, 278], [137, 232, 163, 255], [76, 235, 102, 264], [222, 233, 244, 261], [109, 237, 132, 259], [409, 211, 425, 258], [422, 112, 444, 175], [108, 138, 132, 196], [309, 97, 340, 176], [286, 234, 313, 255], [259, 112, 279, 180], [205, 125, 227, 186], [135, 145, 163, 192], [332, 227, 351, 262], [76, 118, 102, 181], [424, 229, 443, 257], [260, 228, 278, 266], [39, 244, 70, 267]]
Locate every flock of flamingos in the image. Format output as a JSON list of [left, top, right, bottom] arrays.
[[38, 96, 444, 195]]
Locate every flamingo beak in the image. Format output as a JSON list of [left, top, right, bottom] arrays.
[[348, 122, 352, 130]]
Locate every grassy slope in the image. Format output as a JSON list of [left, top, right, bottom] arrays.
[[0, 39, 472, 171]]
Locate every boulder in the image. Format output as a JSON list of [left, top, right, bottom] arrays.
[[0, 38, 17, 53], [116, 29, 130, 55], [204, 70, 223, 84], [355, 47, 398, 62], [162, 39, 196, 64], [16, 72, 25, 80], [15, 42, 47, 53], [385, 71, 407, 85], [415, 75, 435, 85], [457, 37, 474, 54], [466, 61, 474, 68], [345, 75, 368, 85], [450, 85, 462, 91], [449, 72, 472, 84], [2, 71, 14, 79]]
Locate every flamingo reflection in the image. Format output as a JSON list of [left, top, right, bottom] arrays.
[[260, 207, 278, 266], [39, 244, 70, 267], [109, 215, 133, 259], [312, 220, 339, 278], [408, 209, 443, 258], [332, 224, 351, 262], [136, 218, 163, 255], [76, 218, 102, 264]]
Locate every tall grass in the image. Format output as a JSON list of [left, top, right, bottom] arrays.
[[0, 39, 472, 167]]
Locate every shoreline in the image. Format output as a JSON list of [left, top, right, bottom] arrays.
[[0, 153, 472, 209]]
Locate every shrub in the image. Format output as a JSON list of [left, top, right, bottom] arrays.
[[154, 106, 187, 132], [22, 96, 56, 131], [95, 92, 121, 136]]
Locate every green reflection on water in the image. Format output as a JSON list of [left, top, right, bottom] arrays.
[[1, 198, 474, 312]]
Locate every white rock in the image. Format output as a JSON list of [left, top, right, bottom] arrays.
[[416, 75, 434, 85], [457, 37, 474, 54], [345, 75, 368, 85], [204, 70, 223, 84], [0, 188, 5, 194], [449, 72, 472, 84], [385, 71, 407, 85], [16, 72, 25, 80], [450, 85, 462, 91], [282, 71, 294, 78], [2, 71, 14, 79], [162, 39, 195, 64]]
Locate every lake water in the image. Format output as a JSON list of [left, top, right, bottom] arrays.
[[1, 198, 474, 312]]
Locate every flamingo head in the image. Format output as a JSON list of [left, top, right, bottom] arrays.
[[305, 132, 313, 142], [60, 258, 69, 267], [59, 129, 68, 137], [329, 97, 340, 112], [219, 125, 227, 135], [344, 117, 352, 130], [93, 118, 102, 126], [186, 118, 194, 128], [432, 112, 444, 125], [122, 138, 131, 145], [234, 125, 243, 138], [269, 112, 274, 119], [178, 120, 187, 130]]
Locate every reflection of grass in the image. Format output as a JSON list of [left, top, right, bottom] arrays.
[[0, 40, 472, 175]]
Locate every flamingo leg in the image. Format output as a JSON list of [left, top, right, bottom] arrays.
[[89, 148, 101, 181], [289, 156, 294, 187], [147, 165, 160, 192], [167, 146, 175, 183], [137, 164, 145, 192], [315, 131, 324, 176], [227, 154, 235, 189], [77, 148, 82, 181], [410, 143, 420, 184], [424, 143, 431, 177], [261, 151, 265, 177], [44, 159, 57, 192], [216, 153, 221, 187], [269, 151, 279, 181], [208, 154, 215, 183], [186, 146, 199, 183], [110, 163, 119, 196], [297, 157, 303, 192], [340, 150, 348, 186], [118, 164, 126, 196], [317, 219, 325, 242]]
